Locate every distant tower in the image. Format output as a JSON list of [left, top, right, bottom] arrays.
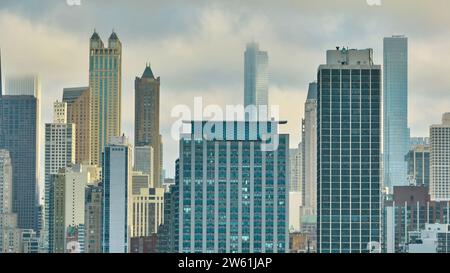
[[63, 87, 91, 164], [44, 101, 75, 252], [134, 64, 162, 187], [383, 36, 409, 189], [430, 113, 450, 201], [102, 136, 132, 253], [0, 75, 41, 231], [0, 49, 3, 96], [301, 82, 318, 222], [89, 30, 122, 166], [244, 42, 268, 120], [317, 48, 382, 253]]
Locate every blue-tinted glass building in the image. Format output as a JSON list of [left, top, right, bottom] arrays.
[[102, 136, 132, 253], [174, 121, 289, 253], [317, 48, 382, 253], [383, 36, 409, 190], [0, 95, 39, 231]]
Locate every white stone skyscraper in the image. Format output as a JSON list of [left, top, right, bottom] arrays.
[[301, 82, 318, 222], [244, 42, 268, 120], [0, 150, 13, 251], [383, 36, 409, 190], [44, 101, 75, 252], [430, 113, 450, 201], [89, 31, 122, 166]]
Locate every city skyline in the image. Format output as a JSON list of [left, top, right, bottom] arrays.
[[1, 0, 450, 255], [1, 1, 450, 179]]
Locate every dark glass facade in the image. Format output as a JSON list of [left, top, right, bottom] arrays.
[[0, 95, 39, 231], [317, 67, 382, 253]]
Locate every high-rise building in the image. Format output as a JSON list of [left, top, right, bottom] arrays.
[[244, 42, 268, 120], [0, 49, 2, 96], [102, 135, 132, 253], [405, 143, 430, 187], [63, 87, 91, 164], [0, 150, 13, 252], [317, 48, 382, 253], [135, 65, 162, 187], [173, 121, 289, 253], [89, 31, 122, 166], [44, 101, 75, 252], [134, 146, 154, 186], [85, 182, 102, 253], [0, 77, 40, 231], [430, 113, 450, 201], [51, 164, 94, 253], [383, 36, 409, 189], [130, 186, 164, 238], [301, 82, 318, 227], [384, 186, 450, 253], [289, 147, 302, 192], [289, 146, 302, 233]]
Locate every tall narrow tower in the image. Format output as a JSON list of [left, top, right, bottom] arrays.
[[135, 64, 162, 187], [317, 48, 382, 253], [0, 49, 3, 96], [383, 36, 409, 190], [244, 42, 268, 120], [89, 30, 122, 166]]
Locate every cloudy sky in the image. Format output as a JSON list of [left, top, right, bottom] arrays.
[[1, 0, 450, 181]]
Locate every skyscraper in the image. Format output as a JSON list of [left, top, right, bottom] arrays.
[[0, 49, 3, 96], [289, 147, 302, 192], [51, 164, 91, 253], [174, 121, 289, 253], [135, 64, 162, 187], [89, 31, 122, 166], [85, 182, 102, 253], [44, 101, 75, 252], [244, 42, 268, 120], [0, 150, 13, 251], [63, 87, 91, 164], [405, 143, 430, 187], [134, 146, 154, 186], [102, 135, 132, 253], [289, 146, 302, 232], [317, 48, 382, 253], [0, 76, 40, 231], [383, 36, 409, 190], [301, 82, 318, 224], [430, 113, 450, 201]]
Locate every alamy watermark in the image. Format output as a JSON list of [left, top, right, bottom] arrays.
[[170, 97, 281, 151]]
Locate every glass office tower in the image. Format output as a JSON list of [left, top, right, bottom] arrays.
[[317, 48, 382, 253], [174, 121, 289, 253], [244, 42, 269, 120], [0, 95, 39, 231], [383, 36, 409, 189]]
